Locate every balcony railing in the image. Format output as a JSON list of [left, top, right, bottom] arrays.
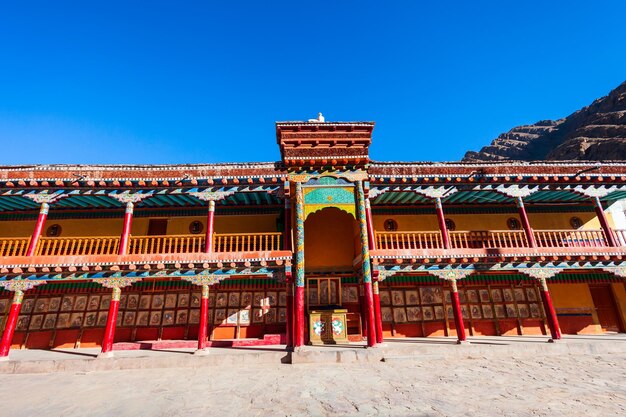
[[37, 236, 120, 256], [375, 231, 442, 250], [213, 232, 282, 252], [375, 229, 625, 250], [449, 230, 528, 249], [533, 229, 607, 248], [0, 232, 284, 257], [0, 237, 30, 257], [129, 234, 204, 255]]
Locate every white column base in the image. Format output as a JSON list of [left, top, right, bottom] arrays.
[[97, 351, 114, 359], [457, 340, 470, 345], [0, 356, 10, 362]]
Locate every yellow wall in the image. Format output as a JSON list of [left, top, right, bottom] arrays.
[[304, 208, 356, 270], [548, 283, 602, 334], [611, 283, 626, 327], [373, 211, 600, 232], [0, 214, 279, 237]]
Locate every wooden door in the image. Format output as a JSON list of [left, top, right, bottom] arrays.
[[589, 286, 623, 332], [147, 219, 168, 236]]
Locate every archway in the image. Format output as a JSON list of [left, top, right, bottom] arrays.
[[304, 207, 357, 271]]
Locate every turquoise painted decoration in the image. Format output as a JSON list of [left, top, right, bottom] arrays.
[[355, 181, 372, 284]]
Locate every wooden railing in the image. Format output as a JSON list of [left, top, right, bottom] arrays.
[[37, 236, 120, 256], [213, 232, 282, 252], [533, 229, 607, 248], [0, 237, 30, 257], [129, 234, 205, 255], [449, 231, 528, 249], [375, 229, 624, 250], [375, 232, 443, 250], [613, 229, 626, 246]]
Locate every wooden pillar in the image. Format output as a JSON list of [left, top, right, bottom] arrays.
[[538, 277, 561, 341], [205, 200, 216, 253], [26, 202, 49, 256], [0, 290, 24, 359], [118, 202, 134, 255], [99, 287, 121, 357], [366, 202, 384, 344], [365, 199, 376, 250], [197, 284, 210, 352], [283, 198, 292, 251], [593, 197, 617, 247], [434, 197, 450, 249], [286, 278, 293, 348], [356, 181, 376, 347], [294, 182, 305, 347], [449, 279, 467, 343], [516, 197, 537, 248], [372, 282, 383, 343]]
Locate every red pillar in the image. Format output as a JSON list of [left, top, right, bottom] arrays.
[[283, 199, 292, 251], [118, 202, 134, 255], [538, 277, 561, 341], [286, 279, 293, 348], [26, 202, 49, 256], [364, 282, 376, 347], [295, 286, 305, 346], [373, 280, 384, 344], [205, 200, 216, 253], [100, 287, 121, 357], [0, 290, 24, 359], [449, 279, 467, 343], [197, 284, 210, 351], [435, 197, 450, 249], [593, 197, 617, 247], [516, 197, 537, 248]]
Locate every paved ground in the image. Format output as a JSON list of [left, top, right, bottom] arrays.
[[1, 336, 625, 416]]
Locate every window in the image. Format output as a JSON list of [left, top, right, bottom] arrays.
[[444, 219, 456, 231], [507, 218, 521, 230], [384, 219, 398, 231], [189, 221, 204, 234], [46, 224, 62, 237], [570, 217, 583, 229]]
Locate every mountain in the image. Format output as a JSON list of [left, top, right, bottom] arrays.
[[463, 81, 626, 161]]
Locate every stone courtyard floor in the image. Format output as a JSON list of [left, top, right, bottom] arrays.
[[1, 335, 625, 416]]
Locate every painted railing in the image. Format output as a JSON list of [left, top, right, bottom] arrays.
[[213, 232, 282, 252], [533, 229, 607, 248], [613, 229, 626, 246], [37, 236, 120, 256], [375, 229, 624, 250], [375, 231, 443, 250], [0, 237, 30, 257], [449, 230, 528, 249], [128, 234, 205, 255]]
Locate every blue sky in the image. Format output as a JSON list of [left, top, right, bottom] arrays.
[[1, 1, 625, 165]]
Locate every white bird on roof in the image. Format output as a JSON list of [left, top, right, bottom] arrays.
[[308, 112, 325, 123]]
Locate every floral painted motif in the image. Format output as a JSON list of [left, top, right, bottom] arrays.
[[313, 320, 325, 336], [356, 181, 373, 284], [428, 268, 473, 281], [187, 189, 237, 202], [295, 182, 305, 288], [331, 318, 343, 335], [94, 277, 142, 289], [0, 280, 47, 293], [519, 268, 563, 280]]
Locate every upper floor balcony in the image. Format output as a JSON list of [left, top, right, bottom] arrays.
[[375, 229, 626, 251], [0, 232, 283, 258]]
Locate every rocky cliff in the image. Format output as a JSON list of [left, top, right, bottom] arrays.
[[463, 80, 626, 161]]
